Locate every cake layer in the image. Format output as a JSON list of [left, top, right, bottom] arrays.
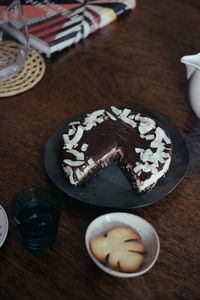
[[61, 107, 172, 192]]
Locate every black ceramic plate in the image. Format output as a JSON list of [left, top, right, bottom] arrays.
[[44, 109, 189, 209]]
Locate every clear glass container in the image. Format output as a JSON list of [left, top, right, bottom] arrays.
[[0, 0, 29, 80]]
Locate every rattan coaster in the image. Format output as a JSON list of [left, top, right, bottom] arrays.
[[0, 45, 46, 97]]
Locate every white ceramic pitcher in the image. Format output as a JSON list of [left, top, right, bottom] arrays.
[[181, 53, 200, 117]]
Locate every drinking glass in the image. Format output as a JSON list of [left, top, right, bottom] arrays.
[[0, 0, 29, 80], [11, 187, 61, 252]]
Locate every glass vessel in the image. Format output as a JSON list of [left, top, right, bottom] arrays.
[[11, 187, 61, 252], [0, 0, 29, 80]]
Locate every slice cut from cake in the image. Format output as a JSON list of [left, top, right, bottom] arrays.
[[60, 107, 172, 193]]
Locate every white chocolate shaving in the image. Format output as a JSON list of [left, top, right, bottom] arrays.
[[69, 121, 80, 126], [63, 134, 69, 144], [96, 116, 104, 124], [63, 159, 84, 167], [83, 110, 105, 125], [139, 116, 156, 126], [154, 127, 171, 144], [84, 122, 96, 131], [81, 143, 89, 152], [63, 166, 76, 185], [75, 168, 84, 180], [162, 152, 170, 159], [138, 123, 153, 135], [68, 129, 75, 136], [134, 114, 141, 121], [135, 148, 144, 154], [106, 111, 117, 121], [88, 158, 95, 167], [65, 126, 84, 149], [142, 149, 153, 162], [120, 108, 131, 118], [134, 164, 142, 173], [111, 106, 122, 116], [90, 109, 105, 119], [150, 140, 164, 148], [145, 134, 154, 140], [67, 149, 84, 161], [84, 165, 93, 173], [119, 115, 137, 128], [149, 152, 160, 163], [143, 162, 152, 173], [82, 110, 105, 131], [63, 165, 72, 175]]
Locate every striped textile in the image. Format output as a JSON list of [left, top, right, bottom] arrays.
[[22, 0, 136, 56]]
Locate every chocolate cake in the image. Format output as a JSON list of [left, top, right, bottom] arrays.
[[61, 107, 172, 193]]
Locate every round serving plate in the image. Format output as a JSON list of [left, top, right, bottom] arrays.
[[44, 108, 189, 209]]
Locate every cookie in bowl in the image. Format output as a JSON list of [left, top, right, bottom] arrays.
[[85, 212, 160, 278], [90, 226, 146, 273]]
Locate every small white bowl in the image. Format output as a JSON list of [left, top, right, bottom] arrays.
[[85, 212, 160, 278]]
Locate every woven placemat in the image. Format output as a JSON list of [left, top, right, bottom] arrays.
[[0, 43, 46, 97]]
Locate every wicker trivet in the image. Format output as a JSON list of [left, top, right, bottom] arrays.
[[0, 44, 46, 97]]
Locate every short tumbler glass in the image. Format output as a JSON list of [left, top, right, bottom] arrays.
[[11, 187, 61, 252], [0, 0, 29, 80]]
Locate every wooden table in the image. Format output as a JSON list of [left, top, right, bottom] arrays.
[[1, 0, 200, 299]]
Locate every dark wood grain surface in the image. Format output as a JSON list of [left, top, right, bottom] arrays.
[[1, 0, 200, 299]]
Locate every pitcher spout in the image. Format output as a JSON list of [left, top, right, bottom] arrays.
[[180, 53, 200, 79]]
